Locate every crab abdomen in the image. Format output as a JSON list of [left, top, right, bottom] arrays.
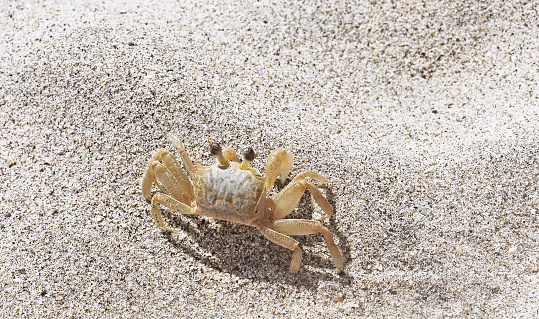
[[194, 163, 264, 225]]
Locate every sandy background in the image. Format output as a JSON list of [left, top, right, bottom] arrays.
[[1, 0, 538, 317]]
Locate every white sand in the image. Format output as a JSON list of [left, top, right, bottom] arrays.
[[1, 0, 538, 317]]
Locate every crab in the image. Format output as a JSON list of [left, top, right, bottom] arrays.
[[141, 136, 343, 274]]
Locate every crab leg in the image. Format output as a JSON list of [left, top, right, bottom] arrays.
[[272, 171, 332, 220], [168, 136, 196, 178], [151, 193, 199, 233], [142, 148, 195, 203], [289, 170, 327, 186], [259, 227, 302, 273], [272, 219, 343, 274], [142, 159, 158, 201], [150, 161, 191, 204], [142, 149, 168, 201], [159, 149, 194, 202]]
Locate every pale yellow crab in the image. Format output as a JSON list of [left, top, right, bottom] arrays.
[[141, 136, 343, 274]]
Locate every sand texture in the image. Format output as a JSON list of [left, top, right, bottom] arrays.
[[1, 0, 538, 317]]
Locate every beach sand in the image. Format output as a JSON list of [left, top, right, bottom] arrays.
[[1, 0, 538, 317]]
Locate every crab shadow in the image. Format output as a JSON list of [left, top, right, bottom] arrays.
[[162, 184, 352, 288]]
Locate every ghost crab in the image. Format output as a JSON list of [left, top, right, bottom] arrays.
[[141, 136, 343, 274]]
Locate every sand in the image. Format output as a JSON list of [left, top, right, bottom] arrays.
[[1, 0, 538, 317]]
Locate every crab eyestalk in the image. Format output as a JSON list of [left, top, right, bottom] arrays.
[[239, 147, 255, 169], [209, 143, 229, 167]]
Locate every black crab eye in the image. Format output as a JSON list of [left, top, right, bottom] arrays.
[[209, 143, 222, 156], [243, 147, 255, 161]]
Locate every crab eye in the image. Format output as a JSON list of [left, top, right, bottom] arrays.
[[243, 147, 255, 161], [209, 143, 222, 156], [210, 143, 230, 167]]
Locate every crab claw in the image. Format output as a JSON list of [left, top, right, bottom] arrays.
[[265, 148, 293, 189]]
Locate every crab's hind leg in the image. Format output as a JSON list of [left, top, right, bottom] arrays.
[[272, 171, 332, 221], [151, 193, 199, 233], [265, 148, 293, 189], [259, 227, 302, 274], [272, 219, 343, 274]]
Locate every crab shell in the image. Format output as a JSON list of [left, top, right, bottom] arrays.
[[194, 162, 267, 225]]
